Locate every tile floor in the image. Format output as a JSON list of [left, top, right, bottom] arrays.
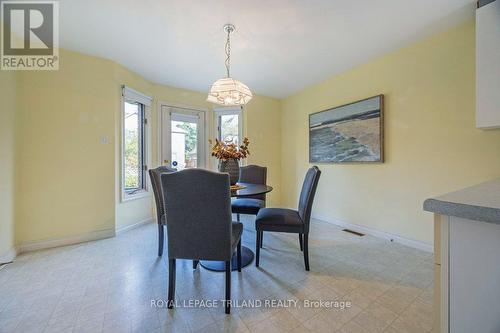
[[0, 216, 434, 333]]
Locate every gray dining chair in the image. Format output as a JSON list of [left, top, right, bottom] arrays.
[[160, 168, 243, 314], [255, 166, 321, 271], [149, 166, 176, 256], [231, 165, 267, 222]]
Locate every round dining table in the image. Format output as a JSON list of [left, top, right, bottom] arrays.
[[200, 182, 273, 272]]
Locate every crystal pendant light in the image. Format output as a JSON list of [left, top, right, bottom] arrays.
[[207, 24, 252, 106]]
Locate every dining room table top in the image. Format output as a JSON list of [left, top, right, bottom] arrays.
[[231, 182, 273, 197]]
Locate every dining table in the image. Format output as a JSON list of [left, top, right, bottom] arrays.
[[199, 182, 273, 272]]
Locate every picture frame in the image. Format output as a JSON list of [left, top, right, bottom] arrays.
[[309, 95, 384, 163]]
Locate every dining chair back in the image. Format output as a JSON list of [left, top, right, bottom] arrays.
[[161, 168, 235, 261], [297, 166, 322, 233], [254, 166, 321, 271], [231, 165, 267, 222], [238, 165, 267, 201], [149, 166, 176, 222], [148, 166, 176, 256], [160, 168, 243, 313]]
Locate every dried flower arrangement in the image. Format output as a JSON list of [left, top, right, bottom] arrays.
[[210, 137, 250, 161]]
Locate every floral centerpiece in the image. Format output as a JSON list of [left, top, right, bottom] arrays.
[[210, 137, 250, 185]]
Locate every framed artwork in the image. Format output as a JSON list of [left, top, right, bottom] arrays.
[[309, 95, 384, 163]]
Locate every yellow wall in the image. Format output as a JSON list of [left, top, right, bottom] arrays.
[[280, 20, 500, 244], [0, 71, 17, 260], [244, 95, 282, 205], [9, 19, 495, 249], [11, 48, 281, 246], [15, 50, 117, 244]]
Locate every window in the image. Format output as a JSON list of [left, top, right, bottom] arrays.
[[219, 114, 239, 145], [213, 107, 243, 170], [215, 108, 243, 145], [121, 86, 152, 200], [124, 100, 146, 193]]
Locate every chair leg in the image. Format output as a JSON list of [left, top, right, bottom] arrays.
[[237, 240, 242, 272], [193, 260, 199, 269], [299, 234, 303, 252], [168, 259, 176, 308], [225, 260, 231, 314], [237, 213, 240, 222], [303, 234, 310, 271], [158, 224, 164, 257], [256, 230, 261, 267], [260, 231, 264, 248]]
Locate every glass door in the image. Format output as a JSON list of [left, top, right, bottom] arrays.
[[160, 105, 205, 170], [171, 113, 199, 170]]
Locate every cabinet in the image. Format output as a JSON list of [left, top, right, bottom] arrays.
[[433, 215, 500, 333], [424, 179, 500, 332], [476, 0, 500, 129]]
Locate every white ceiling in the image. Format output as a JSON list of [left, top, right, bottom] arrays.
[[59, 0, 475, 98]]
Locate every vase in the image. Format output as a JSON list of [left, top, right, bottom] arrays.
[[219, 159, 240, 185]]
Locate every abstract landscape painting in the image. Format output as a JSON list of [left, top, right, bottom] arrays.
[[309, 95, 384, 163]]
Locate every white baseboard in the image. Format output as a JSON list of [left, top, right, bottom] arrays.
[[0, 247, 17, 264], [13, 219, 153, 256], [116, 218, 153, 234], [17, 228, 116, 254], [313, 213, 434, 253]]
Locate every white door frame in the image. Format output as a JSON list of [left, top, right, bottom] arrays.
[[157, 101, 209, 169]]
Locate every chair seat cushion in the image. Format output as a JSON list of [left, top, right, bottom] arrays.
[[256, 208, 304, 233], [231, 198, 265, 215], [231, 222, 243, 251]]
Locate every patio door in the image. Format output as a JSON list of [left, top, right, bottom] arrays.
[[159, 104, 206, 170]]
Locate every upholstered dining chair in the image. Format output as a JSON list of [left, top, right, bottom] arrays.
[[255, 166, 321, 271], [149, 166, 176, 256], [160, 168, 243, 314], [231, 165, 267, 222]]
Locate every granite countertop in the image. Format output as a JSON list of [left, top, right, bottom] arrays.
[[423, 178, 500, 225]]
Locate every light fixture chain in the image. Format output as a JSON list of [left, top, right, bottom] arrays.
[[207, 23, 252, 106], [225, 29, 231, 77]]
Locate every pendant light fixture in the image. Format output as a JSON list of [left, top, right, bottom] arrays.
[[207, 24, 253, 106]]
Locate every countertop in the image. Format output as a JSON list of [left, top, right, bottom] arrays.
[[423, 178, 500, 225]]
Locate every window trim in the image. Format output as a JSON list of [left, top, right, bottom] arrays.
[[213, 106, 245, 169], [214, 107, 244, 142], [120, 87, 152, 202]]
